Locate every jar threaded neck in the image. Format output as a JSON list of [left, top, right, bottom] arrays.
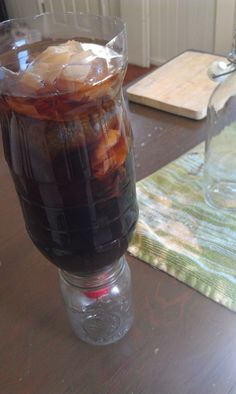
[[59, 256, 125, 290]]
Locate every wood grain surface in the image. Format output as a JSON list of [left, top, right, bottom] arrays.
[[127, 51, 225, 120], [1, 99, 236, 394]]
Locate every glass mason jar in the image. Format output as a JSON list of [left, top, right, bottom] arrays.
[[0, 13, 138, 343], [205, 36, 236, 210], [59, 256, 133, 345]]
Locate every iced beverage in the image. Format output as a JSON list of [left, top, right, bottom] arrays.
[[0, 37, 138, 273]]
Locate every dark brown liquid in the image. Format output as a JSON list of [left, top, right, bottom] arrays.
[[0, 42, 138, 273]]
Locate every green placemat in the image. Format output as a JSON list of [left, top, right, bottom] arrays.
[[128, 143, 236, 312]]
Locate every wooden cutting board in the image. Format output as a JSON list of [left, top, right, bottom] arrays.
[[127, 51, 225, 120]]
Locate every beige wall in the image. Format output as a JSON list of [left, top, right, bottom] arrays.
[[121, 0, 236, 66], [149, 0, 216, 65]]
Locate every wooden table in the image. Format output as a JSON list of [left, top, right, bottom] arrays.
[[1, 100, 236, 394]]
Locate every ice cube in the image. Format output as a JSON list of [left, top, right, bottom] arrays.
[[88, 57, 109, 84], [62, 40, 84, 53], [33, 40, 83, 65], [70, 49, 94, 64], [33, 46, 72, 66], [19, 40, 110, 96], [20, 63, 49, 91], [20, 40, 88, 92], [58, 50, 94, 86]]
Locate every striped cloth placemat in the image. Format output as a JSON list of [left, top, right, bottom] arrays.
[[128, 143, 236, 312]]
